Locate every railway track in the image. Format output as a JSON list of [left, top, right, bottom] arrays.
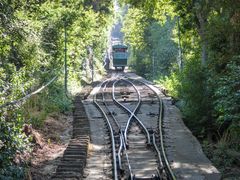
[[50, 72, 221, 180], [93, 73, 176, 180], [52, 72, 176, 180]]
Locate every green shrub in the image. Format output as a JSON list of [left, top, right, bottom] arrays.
[[0, 116, 30, 179], [203, 138, 240, 175], [45, 80, 73, 113], [29, 112, 47, 128], [213, 58, 240, 149], [156, 70, 181, 98], [158, 59, 212, 136]]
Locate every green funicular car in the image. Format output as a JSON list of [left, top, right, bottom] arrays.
[[112, 44, 128, 70]]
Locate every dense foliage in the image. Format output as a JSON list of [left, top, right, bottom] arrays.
[[0, 0, 113, 178], [120, 0, 240, 176], [122, 7, 178, 79]]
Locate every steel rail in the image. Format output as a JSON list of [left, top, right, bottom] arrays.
[[121, 132, 133, 180], [112, 79, 136, 146], [118, 132, 123, 170], [102, 80, 120, 129], [126, 77, 164, 177], [102, 80, 124, 172], [153, 133, 164, 171], [128, 76, 177, 180], [123, 78, 151, 145], [101, 77, 133, 179], [93, 79, 118, 180], [158, 96, 176, 180], [112, 78, 151, 145]]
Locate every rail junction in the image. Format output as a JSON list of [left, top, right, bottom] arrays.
[[52, 71, 221, 180]]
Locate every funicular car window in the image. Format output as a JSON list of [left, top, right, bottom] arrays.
[[114, 48, 126, 52]]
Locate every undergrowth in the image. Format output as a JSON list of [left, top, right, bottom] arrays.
[[157, 58, 240, 177], [0, 78, 72, 179]]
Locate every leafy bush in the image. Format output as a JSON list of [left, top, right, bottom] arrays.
[[44, 81, 72, 113], [1, 1, 113, 179], [0, 116, 30, 179], [160, 59, 212, 136], [23, 80, 73, 128], [213, 58, 240, 148], [156, 69, 181, 98], [203, 139, 240, 175], [121, 0, 240, 177]]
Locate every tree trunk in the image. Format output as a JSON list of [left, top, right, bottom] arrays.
[[196, 10, 208, 66]]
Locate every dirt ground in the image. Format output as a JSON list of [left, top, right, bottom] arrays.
[[29, 112, 73, 180]]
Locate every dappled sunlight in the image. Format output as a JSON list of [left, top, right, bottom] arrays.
[[85, 142, 112, 178], [171, 161, 221, 179], [29, 113, 73, 179], [163, 96, 221, 179], [126, 124, 158, 177]]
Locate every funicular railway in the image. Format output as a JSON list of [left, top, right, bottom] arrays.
[[52, 71, 221, 180], [52, 71, 176, 179], [88, 72, 176, 180]]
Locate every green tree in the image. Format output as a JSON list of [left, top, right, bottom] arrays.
[[0, 0, 114, 178], [120, 0, 240, 176]]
